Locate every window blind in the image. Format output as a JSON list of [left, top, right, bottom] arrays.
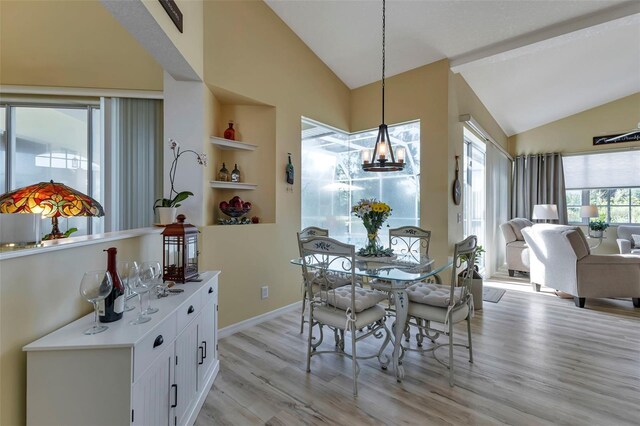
[[563, 150, 640, 189]]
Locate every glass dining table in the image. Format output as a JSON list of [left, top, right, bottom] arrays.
[[290, 254, 454, 381]]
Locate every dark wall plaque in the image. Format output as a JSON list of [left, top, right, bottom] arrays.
[[593, 132, 640, 145], [159, 0, 183, 33]]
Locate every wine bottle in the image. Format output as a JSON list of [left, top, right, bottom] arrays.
[[218, 162, 229, 182], [231, 164, 240, 182], [98, 247, 125, 323], [286, 153, 294, 184]]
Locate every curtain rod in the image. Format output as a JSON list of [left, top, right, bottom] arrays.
[[458, 114, 513, 160]]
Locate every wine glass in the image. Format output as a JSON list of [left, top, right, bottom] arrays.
[[149, 260, 166, 296], [117, 260, 137, 312], [140, 262, 159, 315], [128, 263, 152, 325], [79, 270, 113, 335]]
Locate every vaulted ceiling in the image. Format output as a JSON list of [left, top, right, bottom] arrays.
[[265, 0, 640, 136]]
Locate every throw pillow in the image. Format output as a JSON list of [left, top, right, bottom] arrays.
[[631, 234, 640, 248]]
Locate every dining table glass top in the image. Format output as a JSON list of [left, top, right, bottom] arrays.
[[291, 254, 454, 283]]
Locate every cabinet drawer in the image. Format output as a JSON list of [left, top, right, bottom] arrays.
[[200, 279, 218, 305], [133, 314, 177, 382], [177, 291, 202, 333]]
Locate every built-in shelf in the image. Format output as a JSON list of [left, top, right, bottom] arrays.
[[210, 181, 257, 190], [210, 136, 257, 151]]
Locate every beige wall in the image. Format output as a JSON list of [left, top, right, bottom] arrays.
[[141, 0, 204, 79], [0, 235, 162, 425], [0, 0, 163, 91], [509, 93, 640, 155], [201, 0, 350, 328]]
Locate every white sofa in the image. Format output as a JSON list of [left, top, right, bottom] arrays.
[[522, 224, 640, 308], [616, 225, 640, 255]]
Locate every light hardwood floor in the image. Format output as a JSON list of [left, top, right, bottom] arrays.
[[196, 279, 640, 425]]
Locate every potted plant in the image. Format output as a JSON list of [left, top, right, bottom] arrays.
[[588, 219, 609, 238], [458, 245, 485, 310], [154, 139, 207, 225]]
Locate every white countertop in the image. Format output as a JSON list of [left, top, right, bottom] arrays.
[[23, 271, 220, 352]]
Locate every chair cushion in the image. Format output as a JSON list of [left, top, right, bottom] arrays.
[[565, 229, 590, 260], [408, 302, 469, 324], [510, 218, 533, 241], [405, 282, 462, 307], [632, 234, 640, 248], [313, 304, 386, 330], [320, 287, 387, 313], [507, 240, 528, 249]]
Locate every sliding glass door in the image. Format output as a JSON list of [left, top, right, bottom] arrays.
[[463, 128, 486, 270]]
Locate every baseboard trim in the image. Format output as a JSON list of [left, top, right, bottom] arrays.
[[219, 301, 302, 339]]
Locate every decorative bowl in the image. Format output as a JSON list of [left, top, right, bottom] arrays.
[[220, 205, 251, 218], [219, 196, 252, 218]]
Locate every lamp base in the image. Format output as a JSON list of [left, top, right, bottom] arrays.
[[43, 217, 66, 240]]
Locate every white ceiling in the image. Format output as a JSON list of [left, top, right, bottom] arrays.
[[265, 0, 640, 136]]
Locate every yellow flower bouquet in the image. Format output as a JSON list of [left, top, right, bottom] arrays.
[[352, 198, 394, 257]]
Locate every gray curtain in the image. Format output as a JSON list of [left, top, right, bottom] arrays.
[[511, 153, 567, 224], [112, 98, 163, 230]]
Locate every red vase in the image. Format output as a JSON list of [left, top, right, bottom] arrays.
[[223, 122, 235, 140]]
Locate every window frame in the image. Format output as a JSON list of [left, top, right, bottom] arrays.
[[566, 187, 640, 225], [300, 117, 421, 244], [0, 102, 101, 234]]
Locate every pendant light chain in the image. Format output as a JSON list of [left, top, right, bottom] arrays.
[[382, 0, 386, 125]]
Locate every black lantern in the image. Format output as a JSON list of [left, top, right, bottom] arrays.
[[162, 214, 199, 283]]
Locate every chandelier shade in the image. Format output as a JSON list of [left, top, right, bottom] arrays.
[[362, 0, 405, 173], [0, 180, 104, 239]]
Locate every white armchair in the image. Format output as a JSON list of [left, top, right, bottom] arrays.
[[522, 224, 640, 308], [616, 225, 640, 255]]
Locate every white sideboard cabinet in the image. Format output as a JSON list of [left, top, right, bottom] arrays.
[[24, 271, 220, 426]]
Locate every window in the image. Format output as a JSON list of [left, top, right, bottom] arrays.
[[301, 118, 420, 246], [1, 104, 101, 236], [1, 98, 163, 237], [564, 151, 640, 225], [463, 127, 486, 269]]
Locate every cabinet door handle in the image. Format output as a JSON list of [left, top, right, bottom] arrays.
[[187, 305, 194, 314], [171, 384, 178, 408], [199, 346, 204, 365], [208, 287, 213, 294], [153, 335, 164, 348], [202, 341, 207, 359]]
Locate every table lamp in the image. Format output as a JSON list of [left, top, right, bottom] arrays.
[[532, 204, 559, 222], [0, 180, 104, 240], [580, 205, 598, 221]]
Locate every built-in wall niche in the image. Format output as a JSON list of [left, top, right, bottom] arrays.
[[210, 93, 276, 225]]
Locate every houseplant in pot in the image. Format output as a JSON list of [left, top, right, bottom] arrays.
[[458, 245, 485, 310], [588, 218, 609, 238], [154, 139, 207, 224]]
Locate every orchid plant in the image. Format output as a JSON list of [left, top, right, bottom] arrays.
[[154, 139, 207, 210]]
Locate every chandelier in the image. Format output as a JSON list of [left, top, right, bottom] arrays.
[[362, 0, 405, 172]]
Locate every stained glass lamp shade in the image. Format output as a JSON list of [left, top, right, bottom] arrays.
[[0, 180, 104, 239]]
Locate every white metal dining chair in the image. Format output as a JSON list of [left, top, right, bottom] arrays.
[[297, 227, 329, 333], [389, 226, 431, 261], [404, 235, 478, 386], [388, 226, 432, 342], [299, 236, 391, 396]]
